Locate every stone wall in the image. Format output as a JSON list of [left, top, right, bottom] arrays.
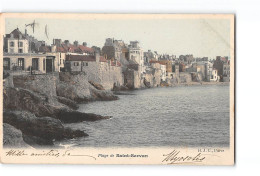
[[223, 76, 230, 82], [72, 62, 124, 90], [179, 72, 192, 83], [123, 69, 142, 89], [12, 73, 59, 100]]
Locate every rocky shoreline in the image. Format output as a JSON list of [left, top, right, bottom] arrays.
[[3, 72, 118, 148], [3, 72, 229, 148]]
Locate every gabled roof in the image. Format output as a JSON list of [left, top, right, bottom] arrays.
[[7, 28, 26, 39]]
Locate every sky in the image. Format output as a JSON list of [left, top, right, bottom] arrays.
[[5, 17, 231, 59]]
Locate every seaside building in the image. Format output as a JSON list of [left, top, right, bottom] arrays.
[[223, 61, 230, 82], [160, 64, 167, 81], [213, 56, 230, 81], [102, 38, 128, 61], [144, 50, 159, 64], [65, 53, 123, 89], [179, 54, 194, 64], [101, 38, 130, 72], [210, 68, 220, 82], [128, 41, 145, 74], [3, 28, 58, 74]]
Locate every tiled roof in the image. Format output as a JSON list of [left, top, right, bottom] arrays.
[[66, 55, 96, 62], [57, 46, 66, 52], [99, 56, 107, 62], [79, 45, 94, 53], [221, 57, 227, 62], [60, 43, 94, 54], [149, 60, 166, 65]]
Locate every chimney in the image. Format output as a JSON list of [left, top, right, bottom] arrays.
[[25, 29, 27, 36], [41, 41, 46, 46], [53, 39, 61, 47], [64, 40, 70, 47], [51, 45, 56, 52], [95, 52, 100, 63], [74, 40, 78, 47], [83, 42, 87, 46]]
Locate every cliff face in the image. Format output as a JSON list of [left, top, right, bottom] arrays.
[[57, 72, 118, 102], [12, 74, 59, 104], [3, 87, 70, 118], [3, 72, 118, 148]]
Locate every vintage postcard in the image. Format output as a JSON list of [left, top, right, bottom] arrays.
[[0, 13, 234, 165]]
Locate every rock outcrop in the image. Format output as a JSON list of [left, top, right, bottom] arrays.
[[3, 111, 88, 146], [3, 72, 116, 148], [55, 96, 79, 110], [57, 72, 118, 102], [112, 85, 129, 91], [88, 80, 105, 90], [3, 123, 30, 148], [57, 111, 111, 123], [3, 87, 70, 118]]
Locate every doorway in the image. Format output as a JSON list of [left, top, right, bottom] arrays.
[[3, 58, 10, 70], [18, 58, 25, 70], [46, 58, 53, 73], [32, 58, 39, 70]]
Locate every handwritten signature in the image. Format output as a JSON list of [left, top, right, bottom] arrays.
[[162, 150, 206, 164], [5, 149, 96, 160]]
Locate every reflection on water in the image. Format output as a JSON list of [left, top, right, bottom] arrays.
[[57, 85, 230, 148]]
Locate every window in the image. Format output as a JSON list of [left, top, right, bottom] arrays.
[[18, 58, 24, 70], [19, 42, 23, 47], [85, 62, 88, 66], [10, 41, 14, 47], [74, 62, 79, 66], [19, 49, 23, 53]]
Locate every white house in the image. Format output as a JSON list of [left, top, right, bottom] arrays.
[[4, 28, 29, 54], [129, 41, 145, 74], [3, 53, 58, 75], [210, 68, 220, 82], [160, 64, 166, 81]]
